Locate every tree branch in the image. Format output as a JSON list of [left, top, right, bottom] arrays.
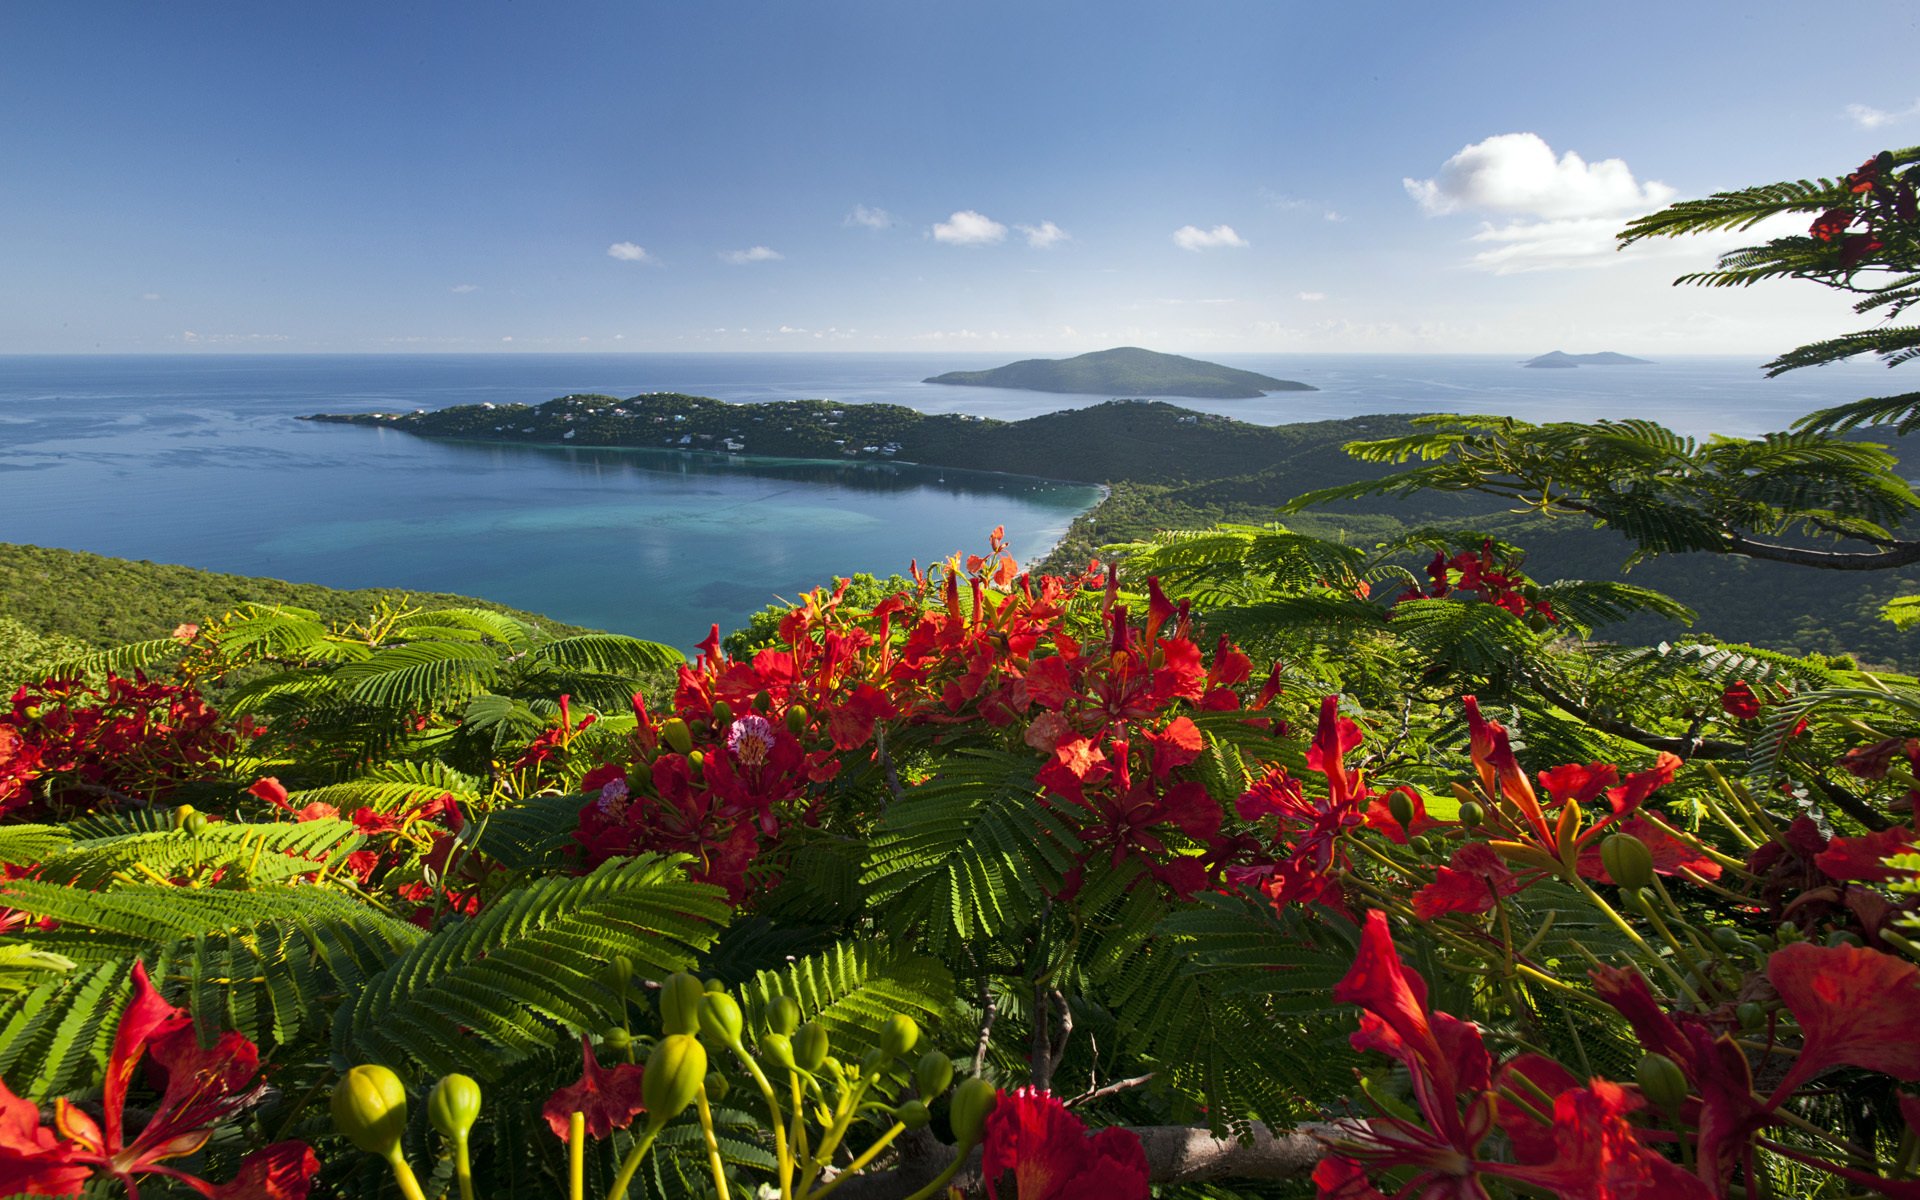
[[1525, 672, 1745, 761], [822, 1121, 1361, 1200]]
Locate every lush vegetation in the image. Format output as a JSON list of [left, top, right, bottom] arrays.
[[0, 543, 590, 652], [922, 346, 1313, 398], [4, 148, 1920, 1200]]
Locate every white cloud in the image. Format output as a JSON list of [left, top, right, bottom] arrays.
[[1323, 211, 1345, 223], [932, 210, 1007, 245], [1404, 134, 1692, 273], [846, 205, 895, 229], [450, 283, 479, 293], [721, 245, 784, 264], [1847, 99, 1920, 128], [1298, 291, 1326, 301], [1462, 209, 1807, 275], [1016, 220, 1070, 248], [1172, 224, 1249, 251], [607, 242, 655, 263], [1405, 133, 1674, 219], [140, 292, 162, 301]]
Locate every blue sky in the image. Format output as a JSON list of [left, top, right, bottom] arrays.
[[5, 1, 1918, 355]]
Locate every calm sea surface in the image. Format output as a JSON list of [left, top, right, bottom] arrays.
[[0, 352, 1899, 647]]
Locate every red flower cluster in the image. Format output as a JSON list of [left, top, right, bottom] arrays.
[[980, 1087, 1149, 1200], [1808, 152, 1914, 271], [575, 582, 888, 899], [1397, 542, 1556, 625], [1318, 912, 1716, 1199], [573, 548, 1292, 903], [1409, 697, 1713, 920], [0, 962, 317, 1199], [1, 674, 233, 818]]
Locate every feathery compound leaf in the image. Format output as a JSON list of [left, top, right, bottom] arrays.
[[30, 819, 364, 889], [336, 854, 730, 1080], [736, 941, 956, 1059], [861, 751, 1081, 952], [527, 633, 683, 675]]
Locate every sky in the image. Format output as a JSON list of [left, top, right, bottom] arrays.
[[4, 1, 1919, 356]]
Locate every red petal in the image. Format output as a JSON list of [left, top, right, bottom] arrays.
[[1766, 942, 1920, 1100], [210, 1141, 322, 1200], [543, 1036, 647, 1141]]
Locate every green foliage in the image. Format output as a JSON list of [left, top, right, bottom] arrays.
[[334, 854, 730, 1081], [0, 541, 592, 651], [861, 751, 1084, 954], [1618, 145, 1920, 376]]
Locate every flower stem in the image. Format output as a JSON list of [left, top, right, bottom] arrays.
[[805, 1121, 907, 1200], [568, 1111, 585, 1200], [696, 1085, 732, 1200], [605, 1125, 663, 1200], [384, 1146, 429, 1200]]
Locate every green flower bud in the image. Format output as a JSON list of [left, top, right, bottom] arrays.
[[753, 691, 772, 713], [786, 704, 809, 735], [660, 972, 706, 1036], [686, 749, 704, 776], [661, 717, 694, 754], [711, 700, 734, 726], [1457, 800, 1485, 828], [1635, 1053, 1689, 1113], [643, 1034, 708, 1127], [769, 995, 802, 1036], [860, 1048, 887, 1077], [879, 1014, 919, 1058], [1387, 791, 1415, 829], [1736, 1001, 1765, 1029], [894, 1099, 931, 1130], [795, 1021, 829, 1072], [1600, 832, 1656, 891], [760, 1032, 796, 1071], [703, 1071, 730, 1103], [608, 955, 634, 999], [332, 1064, 410, 1155], [704, 977, 727, 993], [914, 1050, 954, 1099], [602, 1027, 632, 1052], [699, 992, 745, 1048], [182, 812, 211, 836], [949, 1076, 998, 1147], [172, 804, 196, 828], [427, 1074, 482, 1144]]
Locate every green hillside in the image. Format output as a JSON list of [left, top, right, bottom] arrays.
[[0, 543, 591, 650]]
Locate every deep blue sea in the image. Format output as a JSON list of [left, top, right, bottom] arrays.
[[0, 352, 1900, 648]]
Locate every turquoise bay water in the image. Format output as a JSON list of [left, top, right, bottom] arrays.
[[0, 352, 1899, 647]]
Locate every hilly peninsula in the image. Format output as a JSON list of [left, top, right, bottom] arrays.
[[1522, 351, 1653, 368], [924, 346, 1313, 398]]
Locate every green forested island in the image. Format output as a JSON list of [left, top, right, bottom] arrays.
[[1521, 350, 1653, 367], [922, 346, 1314, 397]]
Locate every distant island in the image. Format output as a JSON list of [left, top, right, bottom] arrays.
[[1521, 351, 1653, 368], [924, 346, 1314, 398]]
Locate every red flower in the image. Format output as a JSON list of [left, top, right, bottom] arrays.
[[979, 1087, 1149, 1200], [1813, 824, 1920, 883], [1764, 941, 1920, 1103], [1412, 842, 1525, 919], [11, 961, 318, 1199], [1720, 680, 1761, 720], [0, 1078, 89, 1197], [543, 1035, 647, 1140]]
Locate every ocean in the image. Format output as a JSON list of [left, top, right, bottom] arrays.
[[0, 352, 1901, 648]]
